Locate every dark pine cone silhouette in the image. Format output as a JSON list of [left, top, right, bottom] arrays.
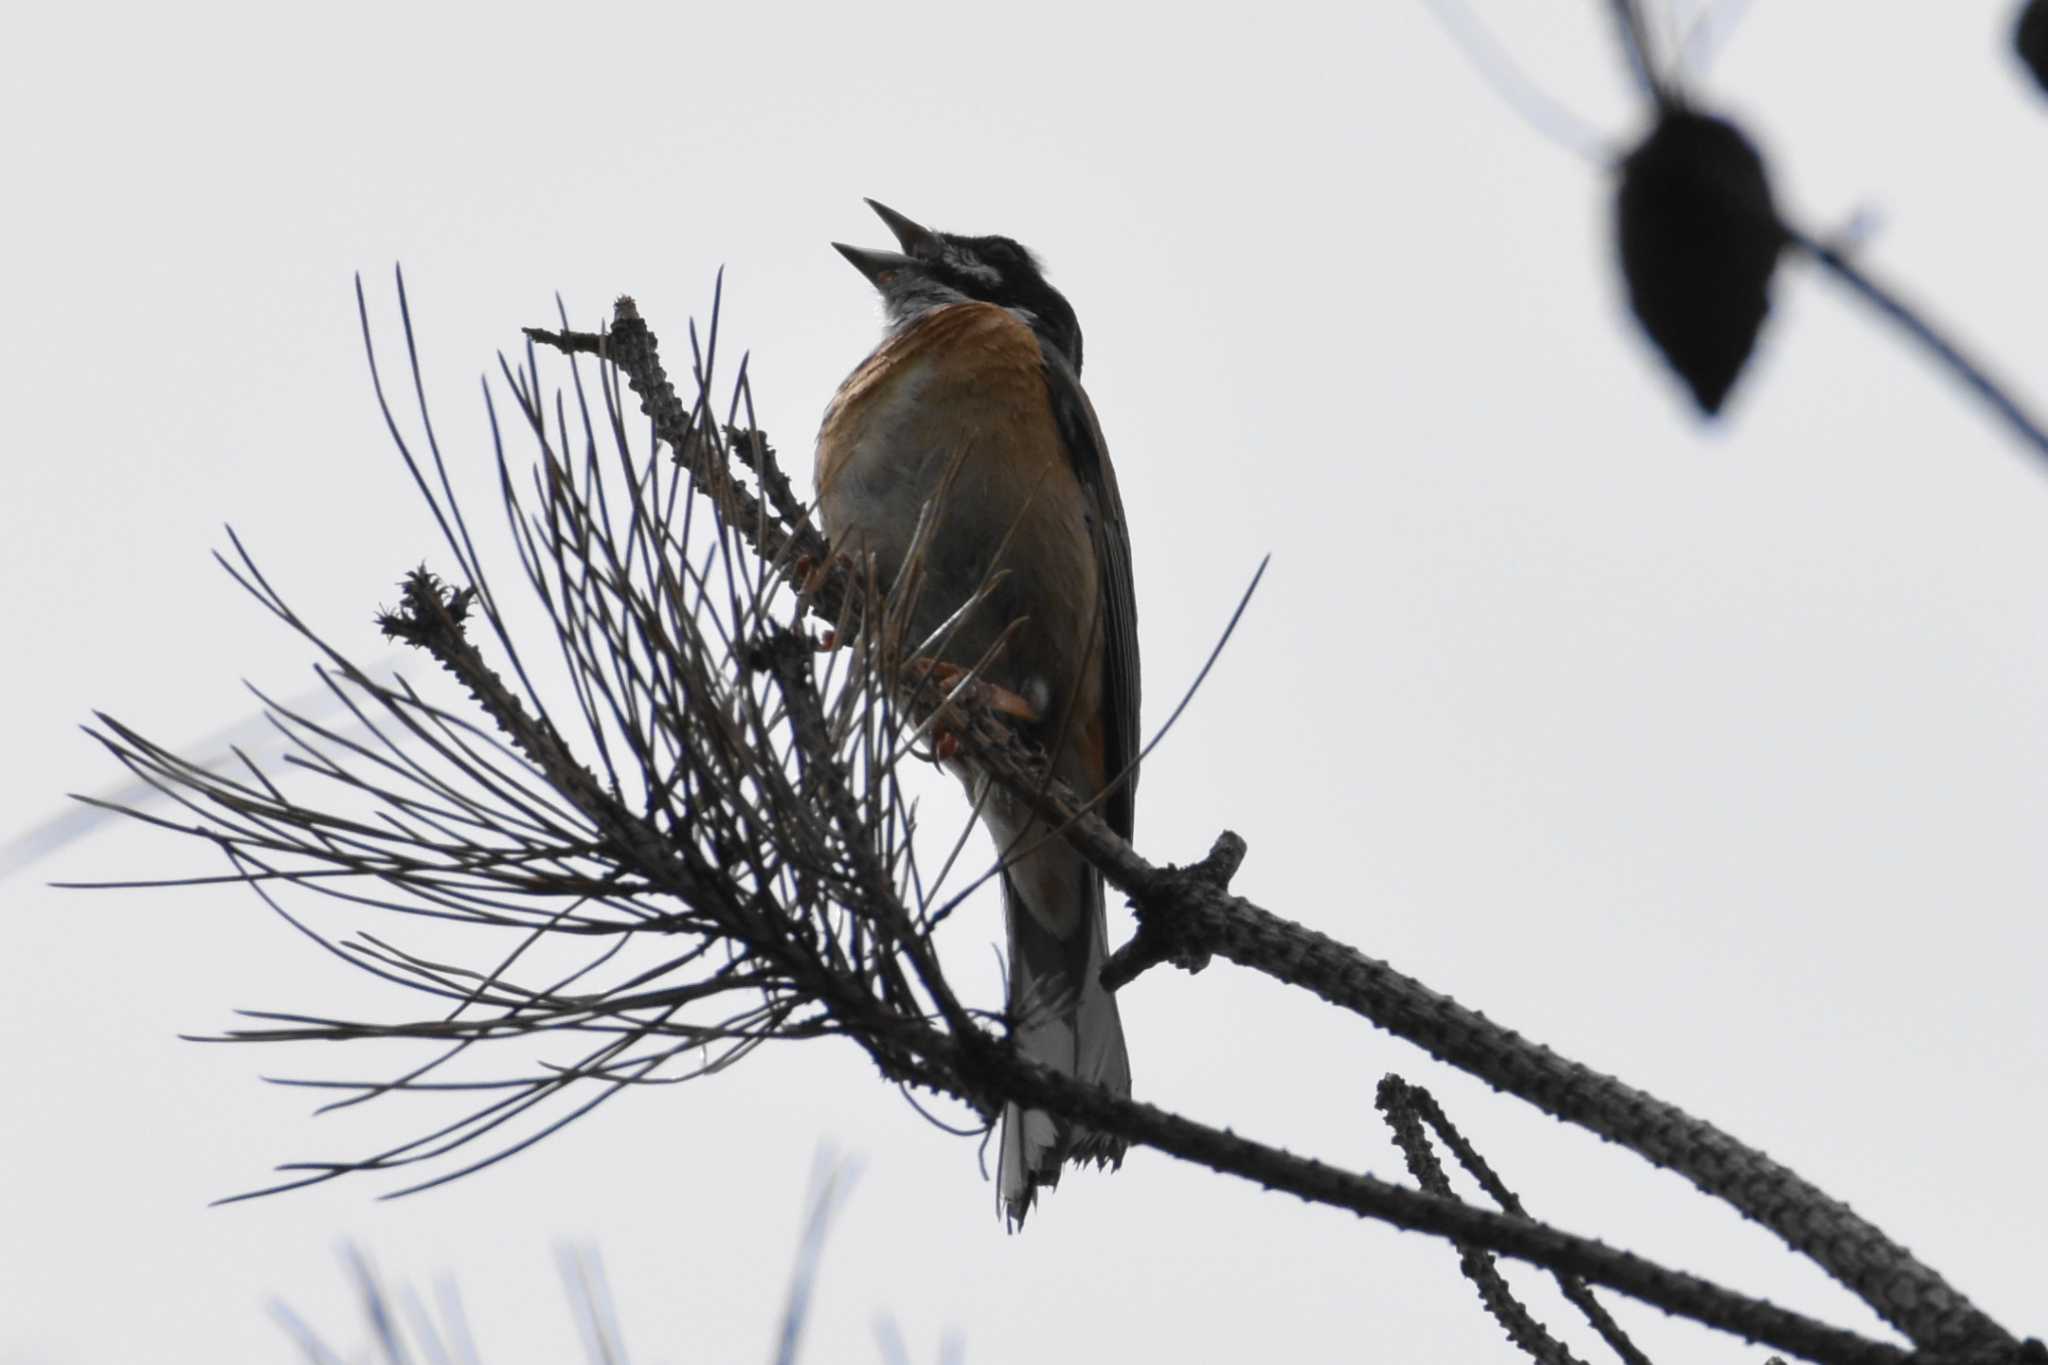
[[2019, 0, 2048, 93], [1616, 108, 1782, 416]]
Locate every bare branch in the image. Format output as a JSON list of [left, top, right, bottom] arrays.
[[1380, 1076, 1648, 1365]]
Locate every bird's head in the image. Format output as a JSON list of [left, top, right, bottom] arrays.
[[834, 199, 1084, 374]]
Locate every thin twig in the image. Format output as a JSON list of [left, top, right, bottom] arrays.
[[1377, 1076, 1586, 1364], [1788, 226, 2048, 472]]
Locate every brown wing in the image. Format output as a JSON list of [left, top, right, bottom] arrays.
[[1039, 349, 1140, 843]]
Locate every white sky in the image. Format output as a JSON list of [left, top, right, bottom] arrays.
[[5, 3, 2047, 1362]]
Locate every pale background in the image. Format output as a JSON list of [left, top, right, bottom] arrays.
[[5, 4, 2046, 1362]]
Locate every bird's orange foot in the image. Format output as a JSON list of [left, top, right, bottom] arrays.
[[795, 550, 849, 651], [903, 659, 1040, 723], [793, 550, 843, 599], [904, 659, 1039, 765]]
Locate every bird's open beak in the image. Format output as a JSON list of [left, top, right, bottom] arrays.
[[832, 242, 915, 288], [836, 200, 943, 288], [864, 198, 942, 260]]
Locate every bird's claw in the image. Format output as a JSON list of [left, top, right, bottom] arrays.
[[903, 658, 1038, 765], [904, 659, 1039, 722]]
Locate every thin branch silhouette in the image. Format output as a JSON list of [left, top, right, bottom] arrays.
[[1378, 1076, 1648, 1365]]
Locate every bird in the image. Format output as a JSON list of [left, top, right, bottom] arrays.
[[814, 199, 1140, 1224]]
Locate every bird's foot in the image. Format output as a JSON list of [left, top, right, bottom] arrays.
[[904, 659, 1039, 763], [793, 550, 846, 600], [904, 659, 1040, 722], [794, 551, 849, 652]]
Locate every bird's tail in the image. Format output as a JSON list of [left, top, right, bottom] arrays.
[[994, 830, 1130, 1228]]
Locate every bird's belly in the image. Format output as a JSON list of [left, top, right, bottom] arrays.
[[816, 352, 1098, 723]]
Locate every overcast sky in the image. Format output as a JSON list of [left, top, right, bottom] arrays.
[[6, 4, 2048, 1362]]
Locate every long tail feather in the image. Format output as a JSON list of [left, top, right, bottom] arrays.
[[991, 823, 1129, 1226]]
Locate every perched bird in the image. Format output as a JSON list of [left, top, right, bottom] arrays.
[[815, 199, 1140, 1223]]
